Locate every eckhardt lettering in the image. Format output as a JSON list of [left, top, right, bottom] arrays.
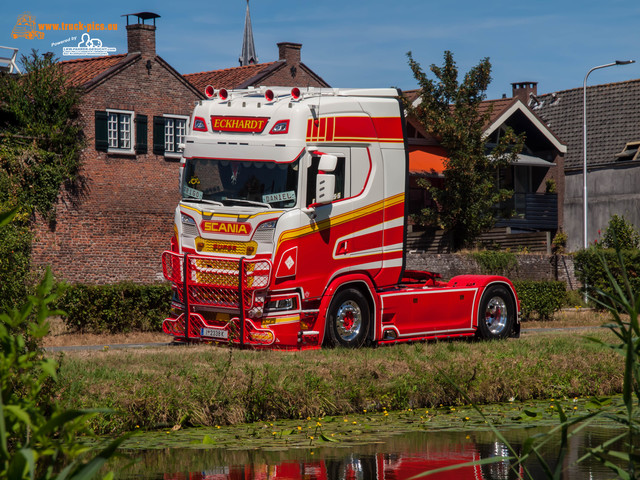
[[210, 116, 269, 133], [201, 220, 252, 235]]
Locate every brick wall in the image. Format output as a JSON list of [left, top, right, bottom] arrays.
[[406, 252, 579, 289], [127, 24, 156, 56], [32, 32, 202, 284]]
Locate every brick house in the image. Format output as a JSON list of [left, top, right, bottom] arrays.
[[533, 79, 640, 251], [405, 84, 566, 252], [185, 42, 330, 94], [31, 13, 204, 283]]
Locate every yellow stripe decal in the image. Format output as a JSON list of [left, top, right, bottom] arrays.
[[277, 193, 404, 245]]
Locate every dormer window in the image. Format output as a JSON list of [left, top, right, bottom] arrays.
[[615, 141, 640, 161]]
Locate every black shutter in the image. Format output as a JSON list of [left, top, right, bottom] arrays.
[[135, 114, 147, 154], [153, 116, 165, 155], [95, 111, 108, 151]]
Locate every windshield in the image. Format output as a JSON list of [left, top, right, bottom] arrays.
[[182, 158, 300, 208]]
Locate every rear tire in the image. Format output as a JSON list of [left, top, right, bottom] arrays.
[[476, 284, 515, 340], [325, 288, 370, 348]]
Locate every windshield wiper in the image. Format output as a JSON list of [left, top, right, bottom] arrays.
[[182, 197, 224, 207], [223, 198, 272, 209]]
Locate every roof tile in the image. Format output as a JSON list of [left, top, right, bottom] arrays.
[[184, 62, 278, 93], [534, 79, 640, 171], [59, 54, 128, 87]]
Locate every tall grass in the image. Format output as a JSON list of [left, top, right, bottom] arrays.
[[413, 240, 640, 479], [56, 329, 621, 435]]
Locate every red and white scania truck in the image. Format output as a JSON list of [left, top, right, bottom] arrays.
[[161, 86, 520, 349]]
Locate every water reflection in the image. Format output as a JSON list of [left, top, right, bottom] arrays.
[[113, 426, 626, 479]]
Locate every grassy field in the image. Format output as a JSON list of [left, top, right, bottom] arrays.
[[53, 313, 623, 435]]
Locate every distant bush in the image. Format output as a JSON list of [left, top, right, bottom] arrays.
[[58, 283, 171, 333], [513, 280, 566, 320], [574, 248, 640, 307], [469, 250, 517, 276], [600, 214, 640, 250]]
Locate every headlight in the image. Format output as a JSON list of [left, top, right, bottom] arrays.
[[253, 220, 276, 244], [181, 213, 199, 237], [181, 213, 197, 226], [265, 295, 299, 312]]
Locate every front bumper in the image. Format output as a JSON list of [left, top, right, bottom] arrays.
[[161, 251, 320, 349]]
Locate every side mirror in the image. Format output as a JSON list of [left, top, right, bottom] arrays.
[[317, 154, 338, 172]]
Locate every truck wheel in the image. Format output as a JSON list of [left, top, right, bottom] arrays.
[[476, 285, 515, 340], [325, 288, 370, 348]]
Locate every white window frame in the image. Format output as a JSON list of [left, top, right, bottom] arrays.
[[106, 109, 135, 154], [163, 114, 189, 159]]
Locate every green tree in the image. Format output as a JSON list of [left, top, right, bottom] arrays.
[[0, 50, 83, 220], [406, 51, 524, 250], [0, 50, 84, 309]]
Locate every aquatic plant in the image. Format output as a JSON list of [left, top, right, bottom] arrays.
[[0, 208, 124, 479]]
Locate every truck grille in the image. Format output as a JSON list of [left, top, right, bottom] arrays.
[[162, 251, 271, 310]]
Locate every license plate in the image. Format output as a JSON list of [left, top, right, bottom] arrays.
[[201, 327, 229, 339]]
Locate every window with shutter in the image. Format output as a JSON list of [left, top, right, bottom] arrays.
[[105, 109, 135, 154], [154, 115, 188, 159], [95, 111, 108, 151], [153, 116, 165, 156], [136, 115, 147, 154]]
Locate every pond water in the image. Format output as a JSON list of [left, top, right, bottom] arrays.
[[111, 424, 627, 479]]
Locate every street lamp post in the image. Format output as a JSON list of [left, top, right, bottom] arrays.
[[583, 60, 635, 251]]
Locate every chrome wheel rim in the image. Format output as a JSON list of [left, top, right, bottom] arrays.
[[336, 300, 362, 342], [484, 296, 508, 335]]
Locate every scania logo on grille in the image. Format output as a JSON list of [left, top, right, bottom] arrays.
[[200, 220, 252, 235]]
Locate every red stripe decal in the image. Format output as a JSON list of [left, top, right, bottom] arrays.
[[372, 117, 404, 141]]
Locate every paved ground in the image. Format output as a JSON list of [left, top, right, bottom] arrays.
[[43, 324, 607, 352]]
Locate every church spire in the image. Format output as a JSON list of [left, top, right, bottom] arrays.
[[239, 0, 258, 66]]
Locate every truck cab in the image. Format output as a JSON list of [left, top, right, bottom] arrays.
[[162, 87, 519, 349]]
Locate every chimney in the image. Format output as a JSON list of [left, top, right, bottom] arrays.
[[278, 42, 302, 64], [511, 81, 538, 102], [123, 12, 160, 57]]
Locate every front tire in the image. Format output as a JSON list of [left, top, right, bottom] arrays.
[[476, 284, 515, 340], [325, 288, 370, 348]]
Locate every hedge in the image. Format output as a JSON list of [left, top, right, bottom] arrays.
[[573, 247, 640, 307], [55, 279, 569, 333], [0, 221, 32, 310], [513, 280, 567, 320], [57, 283, 172, 333]]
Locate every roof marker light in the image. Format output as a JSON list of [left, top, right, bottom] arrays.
[[204, 85, 214, 98], [265, 89, 276, 102], [291, 87, 301, 99]]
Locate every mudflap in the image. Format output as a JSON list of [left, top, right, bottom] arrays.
[[510, 319, 521, 338]]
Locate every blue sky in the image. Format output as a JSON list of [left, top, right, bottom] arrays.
[[3, 1, 640, 99]]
